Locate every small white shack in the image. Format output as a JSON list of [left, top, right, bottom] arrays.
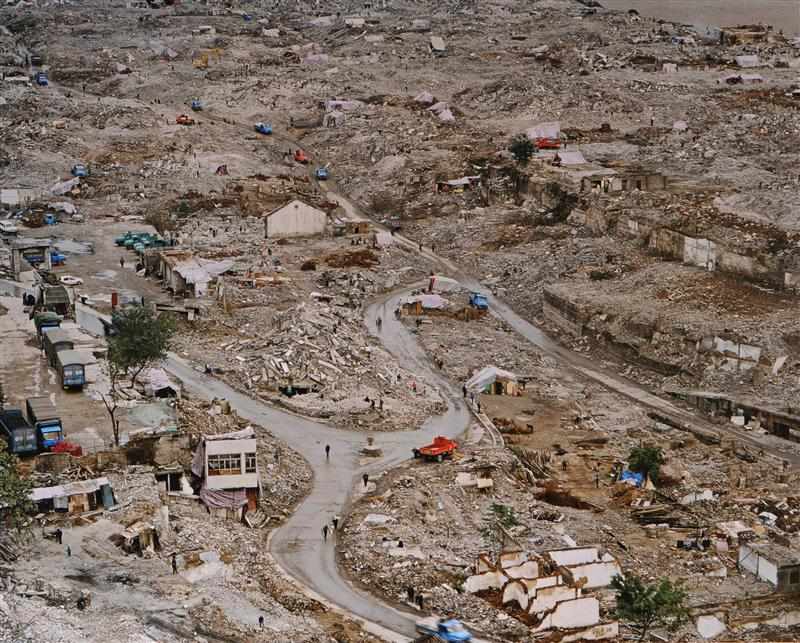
[[264, 200, 328, 238]]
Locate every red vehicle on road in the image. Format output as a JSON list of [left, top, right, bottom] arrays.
[[535, 137, 561, 150], [294, 149, 310, 164], [413, 436, 457, 462]]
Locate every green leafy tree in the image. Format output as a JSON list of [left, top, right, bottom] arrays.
[[480, 503, 520, 553], [509, 134, 535, 165], [109, 305, 176, 389], [628, 446, 664, 482], [611, 574, 688, 641], [0, 442, 34, 532]]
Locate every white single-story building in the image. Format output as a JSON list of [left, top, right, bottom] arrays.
[[264, 200, 328, 238]]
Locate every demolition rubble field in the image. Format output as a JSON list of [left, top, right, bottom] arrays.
[[4, 0, 800, 641], [339, 312, 800, 640]]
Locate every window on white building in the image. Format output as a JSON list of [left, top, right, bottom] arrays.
[[245, 453, 257, 474], [208, 453, 241, 476]]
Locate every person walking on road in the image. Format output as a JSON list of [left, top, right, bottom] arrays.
[[171, 553, 178, 574], [376, 316, 382, 331], [332, 516, 339, 531], [325, 444, 330, 460], [119, 257, 125, 270], [322, 524, 329, 542], [362, 472, 369, 488]]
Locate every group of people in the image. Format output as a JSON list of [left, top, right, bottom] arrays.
[[321, 515, 340, 542]]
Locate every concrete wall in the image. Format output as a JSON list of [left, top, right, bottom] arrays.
[[563, 560, 622, 589], [499, 550, 528, 569], [476, 553, 494, 573], [265, 200, 327, 238], [739, 545, 779, 585], [505, 560, 539, 579], [535, 596, 600, 631], [502, 579, 530, 610], [464, 569, 507, 593], [530, 585, 581, 615], [698, 336, 761, 372], [547, 547, 599, 567], [648, 227, 792, 289]]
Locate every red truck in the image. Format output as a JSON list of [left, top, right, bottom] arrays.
[[413, 436, 457, 462], [535, 137, 561, 150]]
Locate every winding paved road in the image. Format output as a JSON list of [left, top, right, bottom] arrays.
[[165, 286, 471, 641], [322, 186, 800, 465]]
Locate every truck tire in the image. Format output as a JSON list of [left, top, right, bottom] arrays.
[[413, 449, 420, 458], [436, 454, 443, 463]]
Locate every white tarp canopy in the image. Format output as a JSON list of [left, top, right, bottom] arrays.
[[374, 231, 394, 247], [174, 258, 233, 297], [429, 275, 461, 292], [465, 366, 518, 392], [405, 294, 446, 309], [50, 177, 80, 196], [555, 150, 587, 165], [141, 367, 180, 397], [526, 121, 560, 140], [735, 55, 760, 68], [49, 201, 77, 214], [415, 91, 435, 105]]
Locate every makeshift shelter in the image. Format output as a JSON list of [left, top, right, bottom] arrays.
[[526, 121, 560, 141], [401, 294, 447, 315], [428, 275, 461, 293], [141, 368, 180, 398], [30, 477, 115, 514], [552, 151, 587, 166], [466, 366, 520, 395]]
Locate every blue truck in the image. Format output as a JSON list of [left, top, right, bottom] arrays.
[[26, 397, 64, 450], [254, 122, 272, 135], [34, 71, 48, 86], [71, 164, 89, 177], [0, 409, 38, 456], [469, 292, 488, 310], [415, 618, 472, 642]]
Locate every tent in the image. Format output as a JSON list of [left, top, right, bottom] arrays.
[[465, 366, 519, 395]]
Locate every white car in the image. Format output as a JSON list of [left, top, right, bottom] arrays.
[[0, 220, 19, 234], [59, 275, 83, 286]]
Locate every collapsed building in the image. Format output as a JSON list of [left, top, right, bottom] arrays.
[[464, 547, 621, 639]]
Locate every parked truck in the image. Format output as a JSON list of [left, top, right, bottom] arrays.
[[56, 350, 88, 389], [413, 436, 457, 462], [34, 311, 63, 340], [34, 71, 48, 86], [0, 409, 38, 456], [26, 397, 65, 450]]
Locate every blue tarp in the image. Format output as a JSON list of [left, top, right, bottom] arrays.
[[619, 470, 644, 487]]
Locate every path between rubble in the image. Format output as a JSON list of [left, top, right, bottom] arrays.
[[162, 283, 472, 641], [320, 186, 800, 466]]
